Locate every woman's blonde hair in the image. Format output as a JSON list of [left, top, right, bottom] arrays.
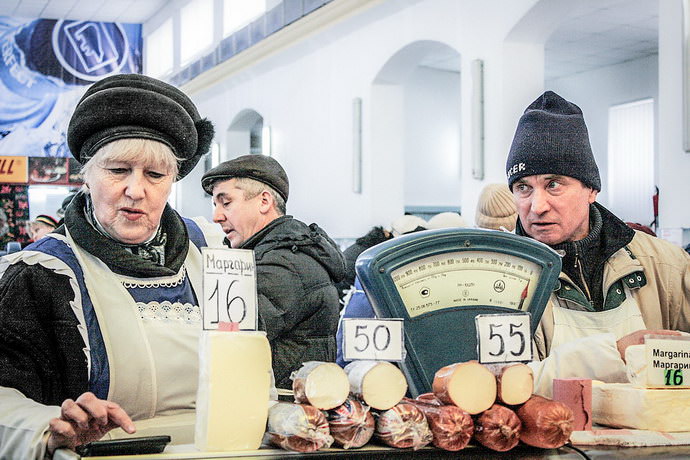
[[81, 138, 181, 183]]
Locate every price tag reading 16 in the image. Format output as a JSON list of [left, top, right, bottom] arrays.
[[342, 318, 404, 362], [475, 313, 533, 364], [201, 247, 258, 331]]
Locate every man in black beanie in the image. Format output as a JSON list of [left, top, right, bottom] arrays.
[[201, 155, 345, 389], [507, 91, 690, 397]]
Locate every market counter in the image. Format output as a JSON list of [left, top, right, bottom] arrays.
[[53, 443, 690, 460]]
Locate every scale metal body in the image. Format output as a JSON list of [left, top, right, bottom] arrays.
[[355, 228, 562, 396]]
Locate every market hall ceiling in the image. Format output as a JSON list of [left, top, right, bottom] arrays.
[[0, 0, 659, 80]]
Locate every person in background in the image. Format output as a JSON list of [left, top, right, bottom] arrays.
[[506, 91, 690, 396], [335, 215, 426, 302], [475, 183, 517, 232], [0, 209, 10, 244], [0, 74, 216, 459], [56, 192, 78, 227], [29, 214, 59, 241], [426, 211, 466, 229], [334, 225, 392, 302], [389, 214, 427, 237], [201, 155, 346, 389], [335, 214, 433, 367]]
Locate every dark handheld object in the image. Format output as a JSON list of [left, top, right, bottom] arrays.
[[76, 435, 170, 457]]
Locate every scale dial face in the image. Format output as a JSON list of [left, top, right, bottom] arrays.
[[391, 250, 542, 318]]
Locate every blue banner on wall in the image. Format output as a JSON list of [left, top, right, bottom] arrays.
[[0, 17, 142, 157]]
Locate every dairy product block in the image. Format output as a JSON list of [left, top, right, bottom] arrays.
[[592, 383, 690, 432], [195, 330, 272, 451], [625, 344, 648, 386]]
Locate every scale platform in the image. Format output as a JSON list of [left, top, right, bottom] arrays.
[[355, 228, 562, 396]]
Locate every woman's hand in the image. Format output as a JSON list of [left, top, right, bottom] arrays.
[[46, 392, 135, 455], [616, 329, 681, 362]]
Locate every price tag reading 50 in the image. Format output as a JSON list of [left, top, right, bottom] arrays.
[[475, 313, 533, 364], [201, 247, 258, 331], [342, 318, 404, 362]]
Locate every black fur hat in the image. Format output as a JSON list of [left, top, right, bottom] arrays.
[[67, 74, 214, 179]]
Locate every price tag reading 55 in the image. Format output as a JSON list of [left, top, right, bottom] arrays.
[[342, 319, 404, 362], [475, 313, 533, 364], [201, 247, 258, 331]]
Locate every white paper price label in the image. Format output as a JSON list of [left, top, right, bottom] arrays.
[[202, 247, 258, 330], [342, 318, 404, 362], [644, 335, 690, 388], [475, 313, 532, 363]]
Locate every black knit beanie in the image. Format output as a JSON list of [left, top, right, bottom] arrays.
[[506, 91, 600, 191], [67, 74, 215, 179]]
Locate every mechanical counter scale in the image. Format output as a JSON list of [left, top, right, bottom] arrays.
[[355, 227, 562, 397]]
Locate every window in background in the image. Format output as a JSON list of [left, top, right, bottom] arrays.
[[168, 182, 178, 209], [180, 0, 214, 65], [224, 0, 266, 37], [145, 18, 173, 78], [28, 185, 72, 221], [607, 98, 655, 225], [249, 118, 263, 154]]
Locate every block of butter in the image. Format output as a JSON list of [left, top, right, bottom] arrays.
[[592, 382, 690, 432], [195, 330, 272, 451]]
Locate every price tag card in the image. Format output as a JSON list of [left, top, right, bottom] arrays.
[[475, 312, 532, 364], [342, 318, 404, 362], [644, 335, 690, 388], [201, 247, 258, 331]]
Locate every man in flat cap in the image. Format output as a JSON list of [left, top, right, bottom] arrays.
[[507, 91, 690, 396], [202, 155, 346, 389]]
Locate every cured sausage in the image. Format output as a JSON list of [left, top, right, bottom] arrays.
[[473, 404, 521, 452], [403, 398, 474, 451], [375, 402, 433, 450], [268, 402, 334, 452], [325, 398, 375, 449], [485, 363, 534, 406], [344, 360, 407, 410], [291, 361, 349, 410], [517, 395, 574, 448], [432, 360, 496, 414]]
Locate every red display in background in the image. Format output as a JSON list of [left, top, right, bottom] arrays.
[[29, 157, 69, 185], [0, 184, 30, 245], [68, 158, 83, 186]]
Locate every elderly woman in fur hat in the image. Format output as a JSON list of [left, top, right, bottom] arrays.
[[0, 74, 216, 459]]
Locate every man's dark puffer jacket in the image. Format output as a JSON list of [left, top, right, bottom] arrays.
[[238, 215, 346, 388]]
